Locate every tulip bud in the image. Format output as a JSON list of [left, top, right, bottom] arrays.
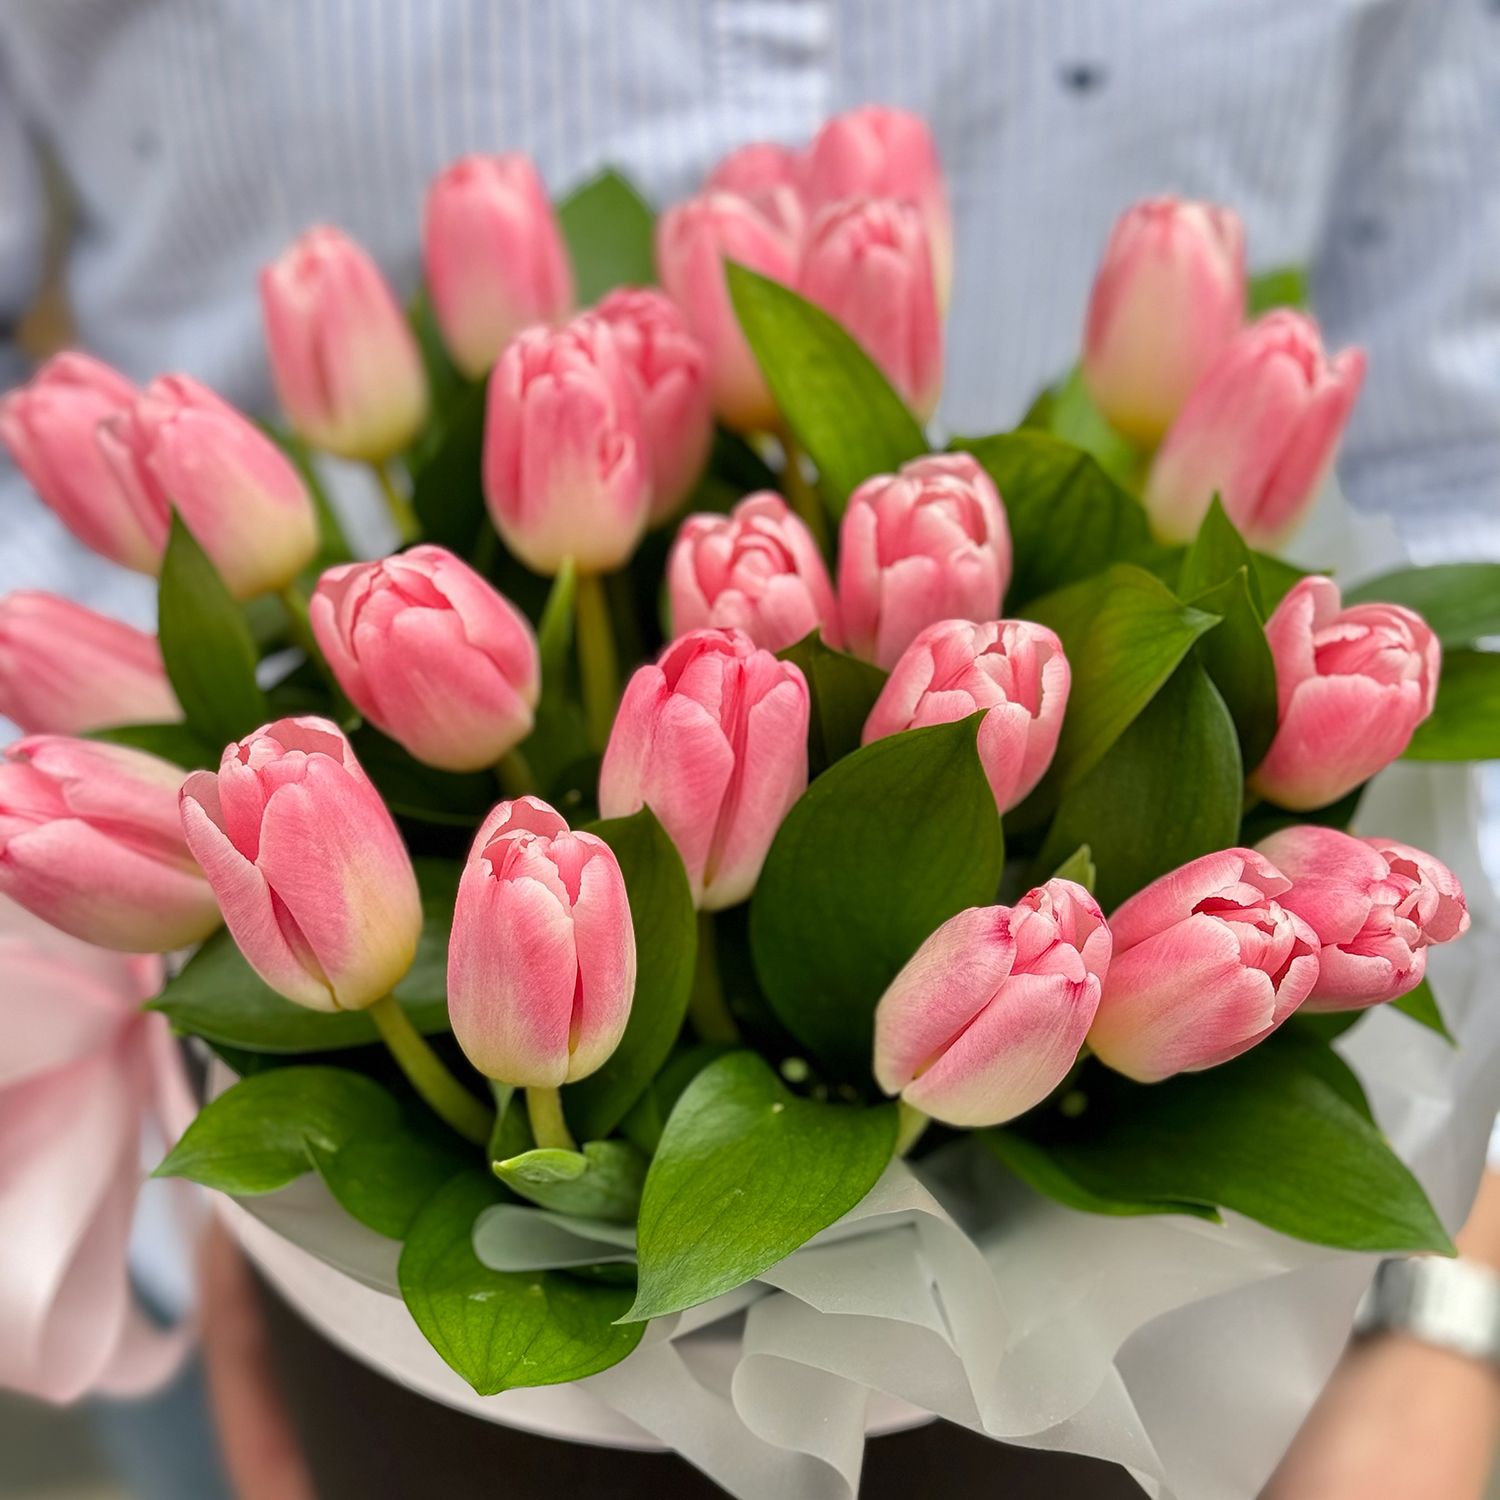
[[1081, 197, 1246, 446], [0, 737, 220, 953], [599, 628, 809, 910], [595, 288, 713, 522], [310, 545, 540, 773], [97, 376, 319, 600], [422, 153, 574, 379], [874, 880, 1110, 1127], [706, 142, 807, 240], [482, 316, 651, 575], [0, 354, 158, 574], [1251, 576, 1439, 811], [801, 106, 953, 309], [0, 592, 180, 735], [447, 796, 635, 1087], [838, 453, 1011, 670], [260, 225, 429, 461], [798, 199, 943, 420], [1256, 826, 1468, 1010], [667, 492, 839, 653], [1088, 848, 1320, 1081], [656, 191, 800, 432], [862, 618, 1069, 812], [1143, 311, 1366, 545], [179, 717, 421, 1011]]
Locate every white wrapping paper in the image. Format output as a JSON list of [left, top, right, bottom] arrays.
[[223, 494, 1500, 1498]]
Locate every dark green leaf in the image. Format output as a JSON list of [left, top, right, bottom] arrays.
[[750, 716, 1004, 1079], [777, 631, 889, 775], [626, 1052, 897, 1320], [1186, 569, 1278, 771], [493, 1140, 647, 1224], [1252, 552, 1311, 612], [1022, 366, 1148, 491], [150, 858, 459, 1051], [726, 263, 927, 512], [1247, 265, 1310, 316], [1240, 783, 1366, 845], [399, 1173, 643, 1394], [565, 809, 697, 1138], [558, 169, 657, 303], [353, 726, 498, 827], [1391, 978, 1456, 1043], [1344, 564, 1500, 648], [410, 381, 488, 554], [88, 720, 218, 769], [1039, 659, 1243, 910], [618, 1042, 737, 1155], [1404, 650, 1500, 761], [157, 514, 268, 747], [1179, 495, 1264, 611]]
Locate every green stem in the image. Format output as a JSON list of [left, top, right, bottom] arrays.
[[368, 993, 492, 1146], [525, 1086, 577, 1152], [688, 909, 739, 1043], [575, 568, 619, 752], [493, 745, 538, 799], [373, 460, 421, 546], [778, 427, 829, 555], [895, 1100, 930, 1158]]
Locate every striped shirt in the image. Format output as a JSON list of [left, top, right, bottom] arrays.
[[2, 0, 1498, 628]]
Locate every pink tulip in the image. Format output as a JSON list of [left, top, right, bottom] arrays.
[[447, 797, 635, 1087], [310, 545, 540, 773], [1251, 576, 1440, 811], [595, 288, 713, 522], [656, 191, 800, 432], [0, 737, 219, 953], [706, 142, 807, 240], [874, 879, 1110, 1127], [1143, 311, 1366, 545], [260, 225, 429, 461], [482, 316, 651, 574], [0, 592, 180, 735], [667, 492, 839, 653], [0, 354, 156, 574], [838, 453, 1011, 670], [599, 628, 809, 910], [801, 106, 953, 308], [97, 375, 319, 600], [0, 898, 195, 1403], [1082, 197, 1246, 445], [422, 153, 574, 379], [1256, 826, 1469, 1010], [798, 199, 943, 420], [179, 717, 421, 1011], [862, 618, 1069, 812], [1088, 848, 1321, 1082]]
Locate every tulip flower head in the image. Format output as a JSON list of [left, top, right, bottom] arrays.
[[874, 880, 1110, 1127], [706, 141, 807, 241], [447, 797, 636, 1088], [1251, 576, 1440, 811]]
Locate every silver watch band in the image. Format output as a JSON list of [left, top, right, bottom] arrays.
[[1355, 1256, 1500, 1368]]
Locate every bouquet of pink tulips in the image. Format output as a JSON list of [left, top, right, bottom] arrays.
[[3, 106, 1498, 1439]]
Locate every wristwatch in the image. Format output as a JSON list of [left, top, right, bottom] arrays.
[[1355, 1256, 1500, 1368]]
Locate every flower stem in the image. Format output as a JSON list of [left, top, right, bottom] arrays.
[[493, 745, 539, 799], [575, 568, 619, 752], [525, 1086, 577, 1152], [778, 426, 829, 555], [895, 1100, 930, 1158], [368, 992, 492, 1146], [688, 909, 739, 1043], [372, 460, 421, 546]]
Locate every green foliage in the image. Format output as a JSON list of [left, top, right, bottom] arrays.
[[558, 169, 657, 302], [1246, 265, 1310, 316], [1344, 563, 1500, 648], [1404, 650, 1500, 761], [777, 631, 889, 776]]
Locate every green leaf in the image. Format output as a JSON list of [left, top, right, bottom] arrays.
[[1344, 563, 1500, 648], [1049, 845, 1097, 893], [626, 1053, 897, 1320], [150, 858, 460, 1051], [1252, 552, 1311, 612], [750, 716, 1004, 1079], [89, 720, 218, 769], [1039, 659, 1243, 910], [1022, 366, 1148, 491], [157, 514, 268, 747], [1179, 495, 1264, 611], [1391, 978, 1456, 1044], [1186, 573, 1278, 772], [399, 1173, 644, 1394], [493, 1140, 647, 1225], [1247, 265, 1310, 316], [526, 560, 590, 794], [155, 1067, 397, 1195], [777, 631, 889, 776], [726, 262, 928, 512], [1028, 563, 1221, 793], [558, 169, 657, 303], [1404, 650, 1500, 761], [1007, 1039, 1452, 1255], [353, 727, 498, 827], [953, 431, 1162, 606], [564, 809, 697, 1139], [410, 381, 488, 554]]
